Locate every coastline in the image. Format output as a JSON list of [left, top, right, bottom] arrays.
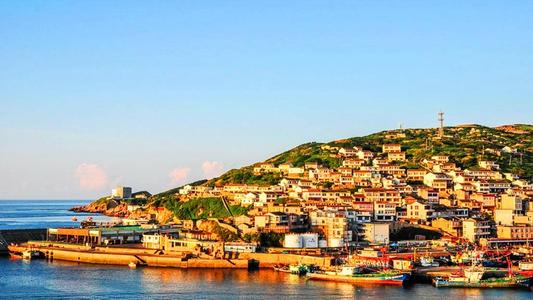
[[69, 200, 130, 218]]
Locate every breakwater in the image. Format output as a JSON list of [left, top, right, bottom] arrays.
[[0, 229, 47, 255], [11, 241, 333, 269]]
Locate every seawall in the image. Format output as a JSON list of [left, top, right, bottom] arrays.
[[240, 252, 333, 268], [13, 241, 332, 269], [0, 229, 47, 255]]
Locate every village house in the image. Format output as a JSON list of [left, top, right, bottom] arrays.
[[339, 147, 359, 157], [309, 210, 352, 247], [353, 170, 373, 181], [423, 173, 452, 191], [434, 206, 469, 219], [387, 151, 406, 162], [302, 189, 323, 201], [376, 164, 405, 177], [433, 162, 457, 173], [356, 150, 374, 160], [479, 160, 500, 170], [362, 188, 401, 204], [382, 144, 401, 153], [304, 161, 320, 169], [464, 168, 503, 180], [471, 192, 497, 212], [343, 158, 365, 168], [338, 166, 354, 176], [405, 200, 436, 223], [455, 182, 477, 193], [406, 169, 427, 182], [497, 225, 533, 240], [362, 223, 390, 244], [254, 212, 309, 233], [288, 167, 305, 177], [462, 218, 492, 242], [416, 186, 440, 204], [373, 201, 397, 222], [278, 163, 292, 174], [352, 201, 373, 223], [431, 155, 449, 164], [432, 218, 463, 237]]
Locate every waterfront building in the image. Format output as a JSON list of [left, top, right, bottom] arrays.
[[432, 217, 463, 237], [462, 218, 492, 242], [496, 225, 533, 240], [48, 226, 149, 246], [309, 210, 351, 247], [362, 223, 390, 244]]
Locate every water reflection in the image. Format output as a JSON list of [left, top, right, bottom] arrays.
[[2, 258, 531, 299]]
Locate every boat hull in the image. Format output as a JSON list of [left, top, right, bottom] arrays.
[[307, 272, 409, 286], [273, 265, 309, 275], [433, 277, 532, 288]]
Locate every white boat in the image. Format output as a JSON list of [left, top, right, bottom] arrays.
[[22, 250, 43, 260], [420, 256, 439, 267], [519, 261, 533, 271]]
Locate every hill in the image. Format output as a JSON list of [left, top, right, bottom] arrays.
[[200, 124, 532, 187], [82, 124, 532, 220]]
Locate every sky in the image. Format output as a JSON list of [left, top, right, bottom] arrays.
[[1, 1, 532, 199]]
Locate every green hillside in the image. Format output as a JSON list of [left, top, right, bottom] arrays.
[[143, 124, 532, 220], [202, 124, 533, 186]]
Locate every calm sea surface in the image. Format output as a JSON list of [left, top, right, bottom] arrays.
[[0, 200, 531, 299]]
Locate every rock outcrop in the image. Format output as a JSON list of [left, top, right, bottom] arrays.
[[70, 199, 130, 218]]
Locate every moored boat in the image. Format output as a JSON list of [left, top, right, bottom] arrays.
[[433, 265, 532, 288], [306, 266, 410, 286], [21, 250, 44, 260], [273, 264, 311, 275]]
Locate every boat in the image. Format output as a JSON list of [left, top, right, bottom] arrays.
[[306, 266, 410, 286], [419, 256, 439, 267], [128, 262, 138, 269], [21, 250, 44, 260], [519, 261, 533, 271], [273, 264, 310, 275], [433, 258, 532, 288]]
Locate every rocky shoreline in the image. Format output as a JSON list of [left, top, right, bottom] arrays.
[[69, 199, 130, 218]]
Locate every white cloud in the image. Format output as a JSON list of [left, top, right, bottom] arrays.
[[169, 167, 191, 186], [75, 163, 108, 190], [201, 161, 224, 179]]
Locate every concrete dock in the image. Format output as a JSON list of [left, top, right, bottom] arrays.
[[0, 229, 47, 255], [8, 241, 333, 269]]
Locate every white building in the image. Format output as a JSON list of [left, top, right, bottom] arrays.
[[112, 186, 132, 199], [363, 223, 390, 244]]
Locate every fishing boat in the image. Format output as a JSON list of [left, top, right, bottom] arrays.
[[273, 264, 310, 275], [519, 261, 533, 271], [306, 266, 410, 286], [433, 258, 532, 288], [21, 250, 44, 260], [419, 256, 439, 267], [433, 268, 531, 288]]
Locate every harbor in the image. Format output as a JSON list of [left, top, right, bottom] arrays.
[[6, 221, 533, 291]]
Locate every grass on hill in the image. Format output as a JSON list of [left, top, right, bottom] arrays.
[[165, 197, 248, 220]]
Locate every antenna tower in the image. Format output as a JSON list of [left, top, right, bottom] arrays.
[[438, 111, 445, 138]]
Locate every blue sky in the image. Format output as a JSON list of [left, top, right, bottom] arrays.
[[1, 1, 532, 199]]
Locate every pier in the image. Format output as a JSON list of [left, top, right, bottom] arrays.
[[0, 229, 46, 256]]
